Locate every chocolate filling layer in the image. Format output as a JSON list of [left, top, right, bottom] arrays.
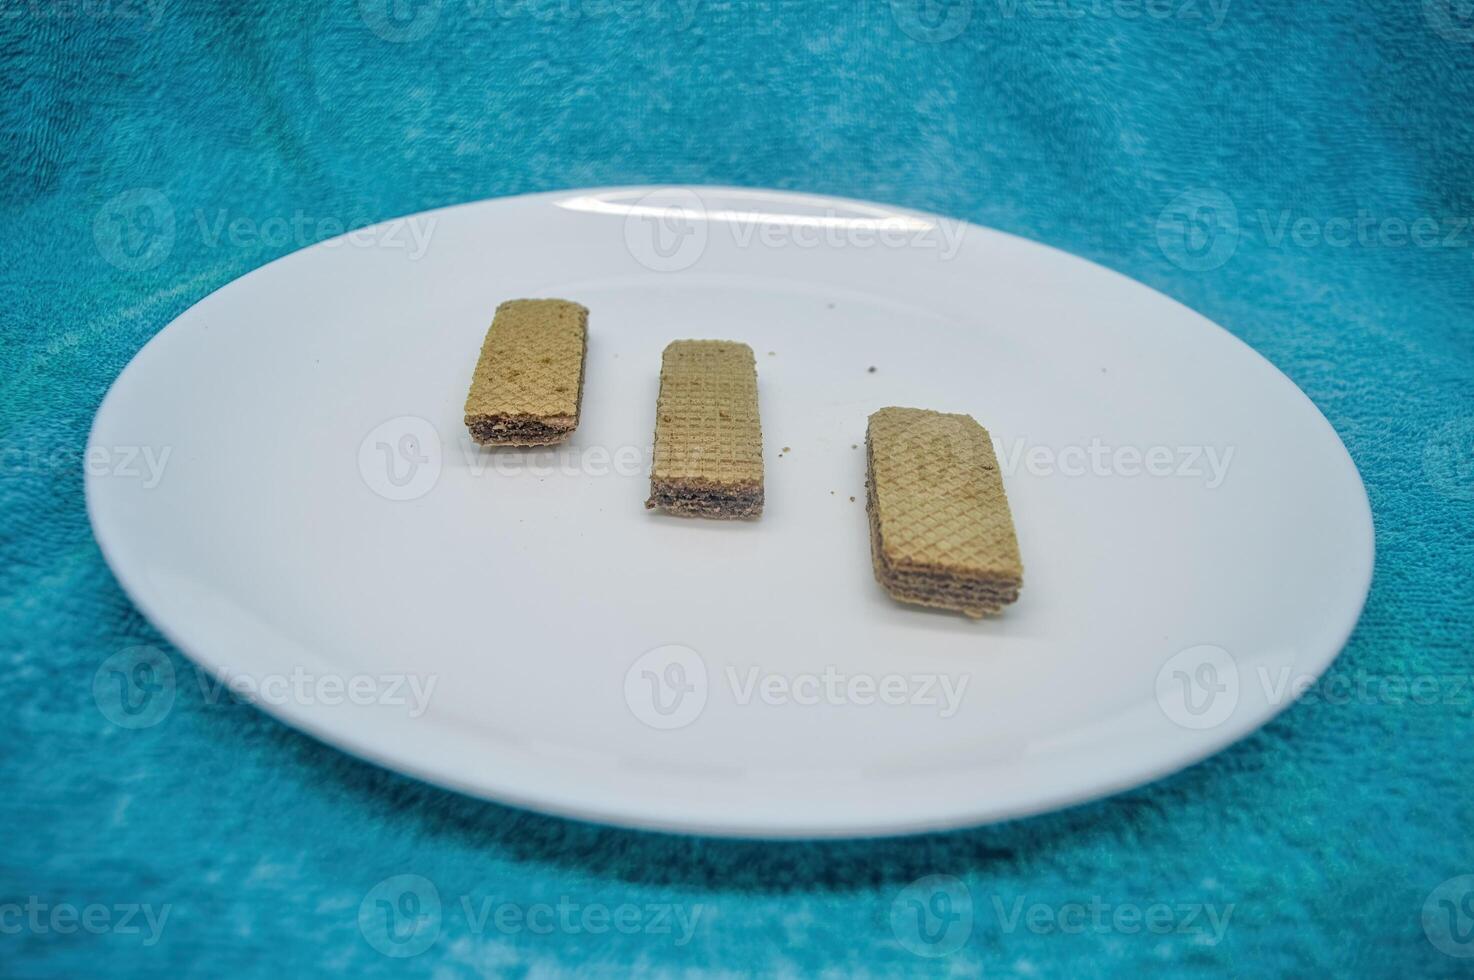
[[646, 480, 764, 519], [466, 414, 575, 446]]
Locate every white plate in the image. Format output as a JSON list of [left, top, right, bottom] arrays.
[[86, 187, 1373, 838]]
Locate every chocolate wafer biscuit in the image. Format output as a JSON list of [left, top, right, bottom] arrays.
[[865, 407, 1022, 617], [646, 340, 763, 519], [464, 299, 588, 446]]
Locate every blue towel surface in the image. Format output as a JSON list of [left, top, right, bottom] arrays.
[[3, 1, 1473, 976]]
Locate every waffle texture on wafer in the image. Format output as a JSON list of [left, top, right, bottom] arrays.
[[646, 340, 763, 519], [865, 407, 1022, 617], [464, 299, 588, 446]]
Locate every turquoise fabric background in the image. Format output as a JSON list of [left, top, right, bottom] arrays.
[[4, 0, 1473, 975]]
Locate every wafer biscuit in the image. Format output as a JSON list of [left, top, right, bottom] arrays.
[[866, 407, 1022, 617], [464, 299, 588, 446], [646, 340, 763, 519]]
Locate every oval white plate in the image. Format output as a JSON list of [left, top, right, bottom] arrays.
[[87, 187, 1373, 838]]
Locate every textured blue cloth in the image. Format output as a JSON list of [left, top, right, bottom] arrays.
[[4, 1, 1473, 976]]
